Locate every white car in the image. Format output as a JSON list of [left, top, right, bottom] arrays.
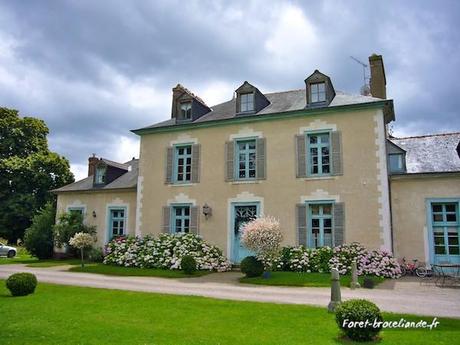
[[0, 242, 17, 258]]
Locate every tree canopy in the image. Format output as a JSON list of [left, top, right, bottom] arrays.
[[0, 107, 74, 242]]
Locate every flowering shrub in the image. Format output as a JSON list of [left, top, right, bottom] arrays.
[[269, 242, 401, 278], [240, 216, 283, 268], [104, 233, 231, 272], [69, 232, 95, 249]]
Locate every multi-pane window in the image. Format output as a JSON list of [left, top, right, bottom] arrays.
[[95, 166, 106, 184], [310, 82, 326, 103], [110, 209, 125, 238], [236, 140, 256, 179], [180, 102, 192, 120], [307, 133, 330, 175], [389, 153, 405, 173], [172, 206, 190, 233], [309, 204, 333, 248], [175, 145, 192, 182], [432, 203, 459, 256], [240, 93, 254, 112], [68, 207, 84, 216]]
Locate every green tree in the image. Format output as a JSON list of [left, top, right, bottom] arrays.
[[53, 212, 96, 248], [24, 203, 56, 259], [0, 107, 74, 242]]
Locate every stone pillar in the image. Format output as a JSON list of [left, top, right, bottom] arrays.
[[350, 259, 361, 289], [328, 268, 341, 312]]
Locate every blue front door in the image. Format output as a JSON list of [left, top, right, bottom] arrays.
[[429, 202, 460, 265], [231, 204, 258, 263]]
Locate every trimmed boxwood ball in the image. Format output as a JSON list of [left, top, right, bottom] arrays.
[[6, 272, 38, 297], [335, 299, 383, 342], [240, 256, 264, 278], [181, 255, 197, 275]]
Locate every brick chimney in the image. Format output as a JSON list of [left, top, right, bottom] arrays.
[[88, 153, 98, 177], [369, 54, 386, 99]]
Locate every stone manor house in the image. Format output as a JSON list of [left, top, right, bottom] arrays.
[[54, 55, 460, 265]]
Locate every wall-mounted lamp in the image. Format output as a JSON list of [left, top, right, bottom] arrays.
[[92, 210, 97, 218], [202, 203, 212, 219]]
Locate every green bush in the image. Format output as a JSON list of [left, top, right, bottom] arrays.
[[181, 255, 197, 275], [87, 247, 104, 262], [6, 272, 38, 297], [24, 203, 55, 259], [335, 299, 383, 342], [363, 276, 375, 289], [240, 256, 264, 278], [53, 211, 96, 248]]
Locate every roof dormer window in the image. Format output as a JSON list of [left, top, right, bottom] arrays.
[[240, 93, 254, 112], [95, 165, 106, 184], [180, 101, 192, 120], [310, 82, 326, 103]]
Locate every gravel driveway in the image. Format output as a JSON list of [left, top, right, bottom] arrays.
[[1, 264, 459, 318]]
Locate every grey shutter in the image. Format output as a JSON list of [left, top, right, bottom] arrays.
[[256, 137, 266, 180], [225, 141, 234, 181], [162, 206, 171, 233], [165, 147, 174, 184], [191, 144, 200, 183], [333, 202, 345, 246], [296, 203, 308, 246], [331, 131, 343, 176], [190, 206, 199, 234], [295, 135, 307, 178]]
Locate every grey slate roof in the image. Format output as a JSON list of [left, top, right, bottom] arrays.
[[136, 89, 386, 131], [53, 159, 138, 193], [390, 133, 460, 174]]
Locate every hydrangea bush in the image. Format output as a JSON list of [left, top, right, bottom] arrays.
[[104, 233, 231, 272], [269, 242, 401, 278]]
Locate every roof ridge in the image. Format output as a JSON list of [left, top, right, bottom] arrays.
[[175, 83, 209, 107], [393, 132, 460, 140]]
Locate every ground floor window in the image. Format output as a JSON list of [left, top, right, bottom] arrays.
[[109, 208, 126, 239], [309, 203, 333, 248], [68, 206, 84, 216], [172, 205, 191, 233], [431, 202, 459, 256]]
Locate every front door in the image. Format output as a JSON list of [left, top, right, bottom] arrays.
[[231, 204, 258, 263], [430, 202, 460, 265]]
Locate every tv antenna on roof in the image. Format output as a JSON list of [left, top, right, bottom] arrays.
[[350, 56, 370, 95]]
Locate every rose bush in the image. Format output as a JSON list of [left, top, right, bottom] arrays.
[[104, 233, 231, 272]]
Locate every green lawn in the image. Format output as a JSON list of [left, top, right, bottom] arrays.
[[69, 263, 210, 278], [1, 281, 457, 345], [240, 271, 385, 287], [26, 259, 81, 267]]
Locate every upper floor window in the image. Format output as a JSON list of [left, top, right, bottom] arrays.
[[310, 82, 326, 103], [180, 102, 192, 120], [95, 166, 106, 184], [172, 205, 191, 233], [175, 145, 192, 182], [240, 93, 254, 112], [389, 153, 405, 173], [236, 139, 256, 179], [307, 132, 330, 175]]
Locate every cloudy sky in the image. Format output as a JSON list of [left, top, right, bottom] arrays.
[[1, 0, 459, 180]]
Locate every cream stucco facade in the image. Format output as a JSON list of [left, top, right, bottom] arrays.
[[391, 174, 460, 263], [136, 107, 392, 258], [56, 189, 137, 247]]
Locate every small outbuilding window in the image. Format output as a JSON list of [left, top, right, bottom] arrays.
[[389, 153, 405, 173], [310, 82, 326, 103], [240, 93, 254, 112]]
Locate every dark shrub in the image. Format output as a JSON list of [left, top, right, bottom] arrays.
[[363, 276, 375, 289], [87, 247, 104, 262], [6, 272, 38, 297], [24, 203, 55, 259], [53, 212, 96, 248], [335, 299, 383, 342], [181, 255, 197, 275], [240, 256, 264, 278]]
